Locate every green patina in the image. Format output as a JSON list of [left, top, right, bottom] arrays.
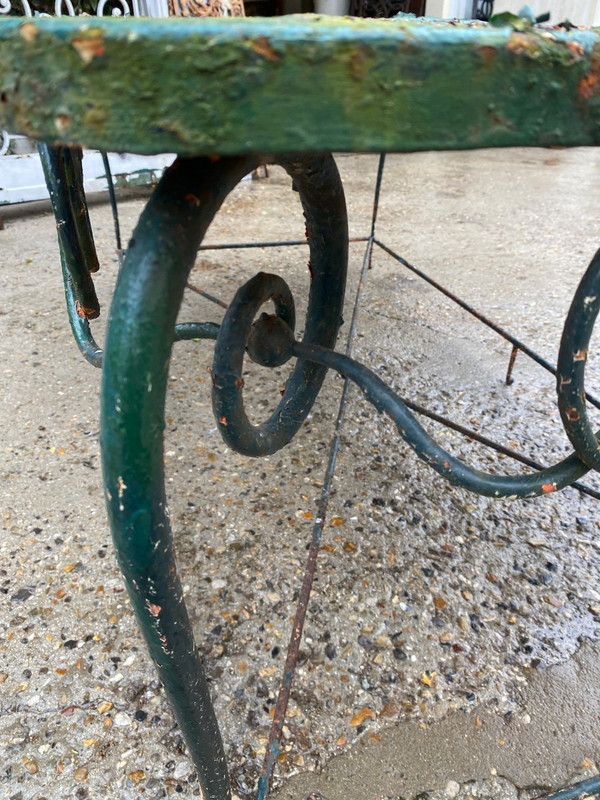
[[1, 14, 600, 155]]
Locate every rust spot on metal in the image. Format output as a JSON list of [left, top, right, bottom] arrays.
[[567, 407, 580, 421], [560, 376, 572, 386], [147, 602, 161, 617], [184, 193, 200, 207], [72, 31, 106, 64], [349, 48, 367, 81], [566, 40, 585, 61], [443, 461, 450, 469], [574, 349, 588, 362], [219, 416, 228, 426], [19, 22, 38, 43], [117, 476, 127, 499], [54, 114, 71, 135], [579, 56, 600, 99], [234, 378, 245, 390], [506, 33, 540, 58], [477, 45, 497, 65], [75, 299, 99, 320], [251, 36, 279, 62], [489, 110, 514, 130], [542, 482, 557, 494]]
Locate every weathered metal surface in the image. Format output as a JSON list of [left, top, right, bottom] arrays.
[[2, 15, 600, 156], [100, 152, 348, 800], [557, 246, 600, 471], [214, 270, 594, 499], [15, 12, 600, 800], [212, 152, 348, 457], [39, 144, 100, 318], [100, 155, 253, 800], [38, 143, 104, 365]]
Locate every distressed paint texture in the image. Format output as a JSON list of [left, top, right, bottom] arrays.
[[1, 15, 600, 155], [99, 152, 347, 800]]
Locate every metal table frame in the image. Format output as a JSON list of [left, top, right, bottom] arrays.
[[3, 13, 600, 800]]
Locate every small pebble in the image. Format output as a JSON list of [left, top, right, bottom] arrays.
[[173, 761, 192, 780], [74, 766, 88, 782], [23, 758, 38, 775]]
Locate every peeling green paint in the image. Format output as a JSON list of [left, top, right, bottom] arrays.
[[2, 15, 600, 155]]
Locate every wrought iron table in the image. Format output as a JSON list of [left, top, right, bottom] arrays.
[[3, 12, 600, 800]]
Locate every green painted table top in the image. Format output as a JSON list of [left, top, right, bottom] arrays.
[[1, 14, 600, 156]]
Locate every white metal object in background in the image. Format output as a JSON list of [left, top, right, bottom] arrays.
[[0, 151, 175, 206], [425, 0, 600, 24], [0, 0, 169, 207]]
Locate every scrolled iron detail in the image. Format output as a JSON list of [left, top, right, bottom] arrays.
[[52, 0, 75, 14], [211, 273, 297, 453], [0, 0, 32, 14], [211, 155, 348, 458], [0, 0, 133, 13], [556, 247, 600, 470], [96, 0, 132, 16], [213, 270, 599, 499]]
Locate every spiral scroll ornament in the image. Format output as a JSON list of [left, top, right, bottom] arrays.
[[211, 263, 600, 500]]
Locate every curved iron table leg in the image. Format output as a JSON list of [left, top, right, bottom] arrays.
[[99, 154, 348, 800]]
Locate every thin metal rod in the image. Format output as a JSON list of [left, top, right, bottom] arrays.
[[197, 236, 368, 252], [101, 150, 123, 260], [186, 281, 228, 309], [374, 239, 600, 411], [370, 153, 386, 238], [257, 245, 375, 799], [506, 344, 519, 385], [188, 240, 369, 311], [405, 398, 600, 500], [257, 157, 386, 799]]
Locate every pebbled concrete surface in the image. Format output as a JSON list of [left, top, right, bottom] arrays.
[[273, 640, 600, 800], [2, 151, 600, 800]]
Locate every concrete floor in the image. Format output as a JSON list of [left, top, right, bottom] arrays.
[[2, 151, 600, 800]]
